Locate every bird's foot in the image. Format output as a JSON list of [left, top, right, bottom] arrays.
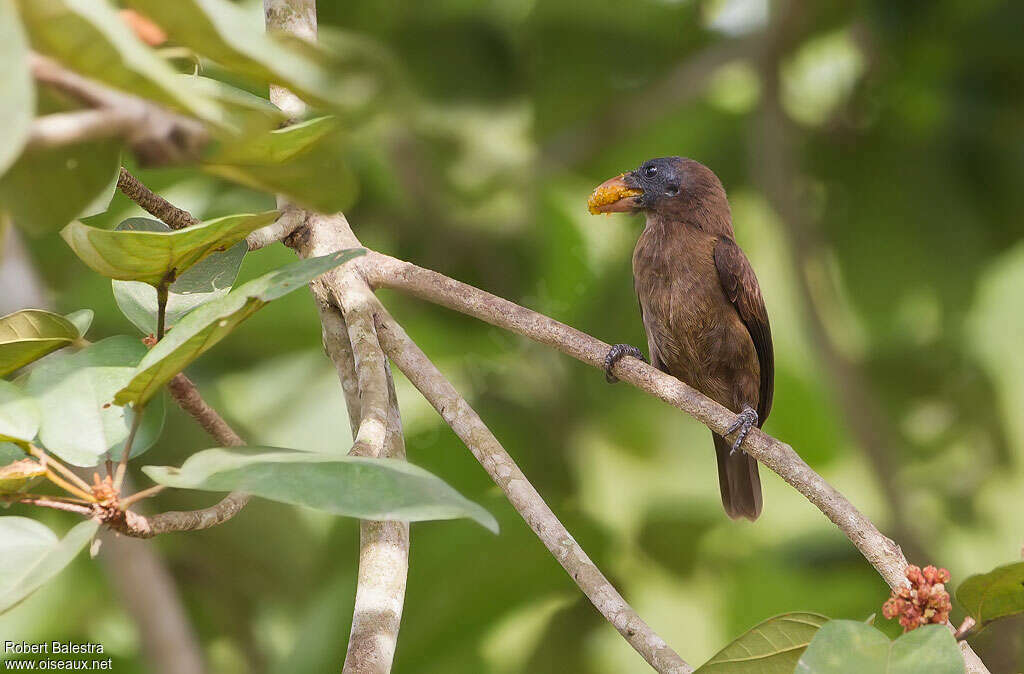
[[604, 344, 647, 383], [725, 406, 758, 455]]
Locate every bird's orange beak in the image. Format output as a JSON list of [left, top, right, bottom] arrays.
[[587, 174, 643, 214]]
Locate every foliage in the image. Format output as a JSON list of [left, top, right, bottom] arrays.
[[956, 561, 1024, 628], [0, 0, 33, 176], [0, 0, 1022, 671], [61, 211, 278, 285], [25, 336, 164, 466], [695, 612, 828, 673], [114, 250, 364, 406], [0, 310, 82, 377], [144, 446, 499, 532], [795, 622, 964, 674], [111, 220, 247, 335], [0, 517, 98, 614]]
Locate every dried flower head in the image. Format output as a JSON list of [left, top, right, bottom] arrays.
[[882, 564, 952, 632]]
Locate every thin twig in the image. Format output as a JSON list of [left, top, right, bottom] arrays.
[[111, 165, 252, 534], [14, 496, 94, 516], [2, 493, 92, 505], [30, 53, 209, 166], [27, 109, 139, 150], [247, 206, 306, 251], [955, 616, 976, 641], [100, 375, 249, 537], [114, 404, 145, 492], [374, 304, 693, 674], [116, 168, 199, 230], [120, 484, 167, 510]]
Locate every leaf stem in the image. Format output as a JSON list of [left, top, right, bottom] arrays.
[[119, 484, 166, 509], [156, 280, 170, 341], [43, 469, 96, 502], [27, 445, 94, 495], [113, 405, 145, 492]]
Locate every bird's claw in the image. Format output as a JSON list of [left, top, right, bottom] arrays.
[[604, 344, 647, 383], [725, 406, 758, 455]]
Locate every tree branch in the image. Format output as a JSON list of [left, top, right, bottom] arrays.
[[117, 168, 199, 230], [361, 254, 912, 583], [166, 373, 244, 446], [246, 206, 306, 251], [263, 5, 409, 672], [320, 304, 411, 674], [373, 303, 693, 673], [281, 212, 412, 673], [334, 284, 389, 461], [27, 109, 140, 150], [360, 251, 997, 671], [30, 53, 209, 166]]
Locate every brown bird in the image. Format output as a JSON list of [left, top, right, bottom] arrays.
[[589, 157, 773, 521]]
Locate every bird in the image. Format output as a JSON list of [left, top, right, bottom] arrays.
[[588, 156, 773, 521]]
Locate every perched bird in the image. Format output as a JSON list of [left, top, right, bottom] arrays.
[[589, 157, 773, 521]]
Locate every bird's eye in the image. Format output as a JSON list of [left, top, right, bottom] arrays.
[[645, 165, 658, 177], [666, 185, 679, 196]]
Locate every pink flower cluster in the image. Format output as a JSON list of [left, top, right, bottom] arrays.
[[882, 565, 952, 632]]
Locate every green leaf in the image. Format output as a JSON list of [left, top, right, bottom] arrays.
[[61, 211, 278, 285], [14, 0, 224, 126], [0, 128, 121, 233], [175, 74, 284, 135], [111, 218, 247, 334], [114, 250, 365, 407], [203, 118, 358, 214], [0, 380, 39, 443], [0, 0, 33, 176], [143, 446, 499, 533], [795, 621, 964, 674], [0, 517, 99, 614], [63, 310, 94, 338], [0, 310, 80, 377], [211, 116, 338, 165], [695, 612, 830, 673], [956, 561, 1024, 627], [25, 336, 164, 466], [122, 0, 392, 116], [0, 443, 23, 464], [0, 458, 44, 494]]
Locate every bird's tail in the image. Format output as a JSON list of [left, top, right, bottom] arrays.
[[713, 433, 762, 521]]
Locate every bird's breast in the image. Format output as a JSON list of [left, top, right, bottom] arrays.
[[632, 221, 753, 405]]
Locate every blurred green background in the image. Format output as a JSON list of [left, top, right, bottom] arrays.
[[2, 0, 1023, 671]]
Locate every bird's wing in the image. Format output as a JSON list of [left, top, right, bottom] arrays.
[[713, 237, 774, 422]]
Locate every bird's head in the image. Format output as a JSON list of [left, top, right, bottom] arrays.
[[588, 156, 730, 226]]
